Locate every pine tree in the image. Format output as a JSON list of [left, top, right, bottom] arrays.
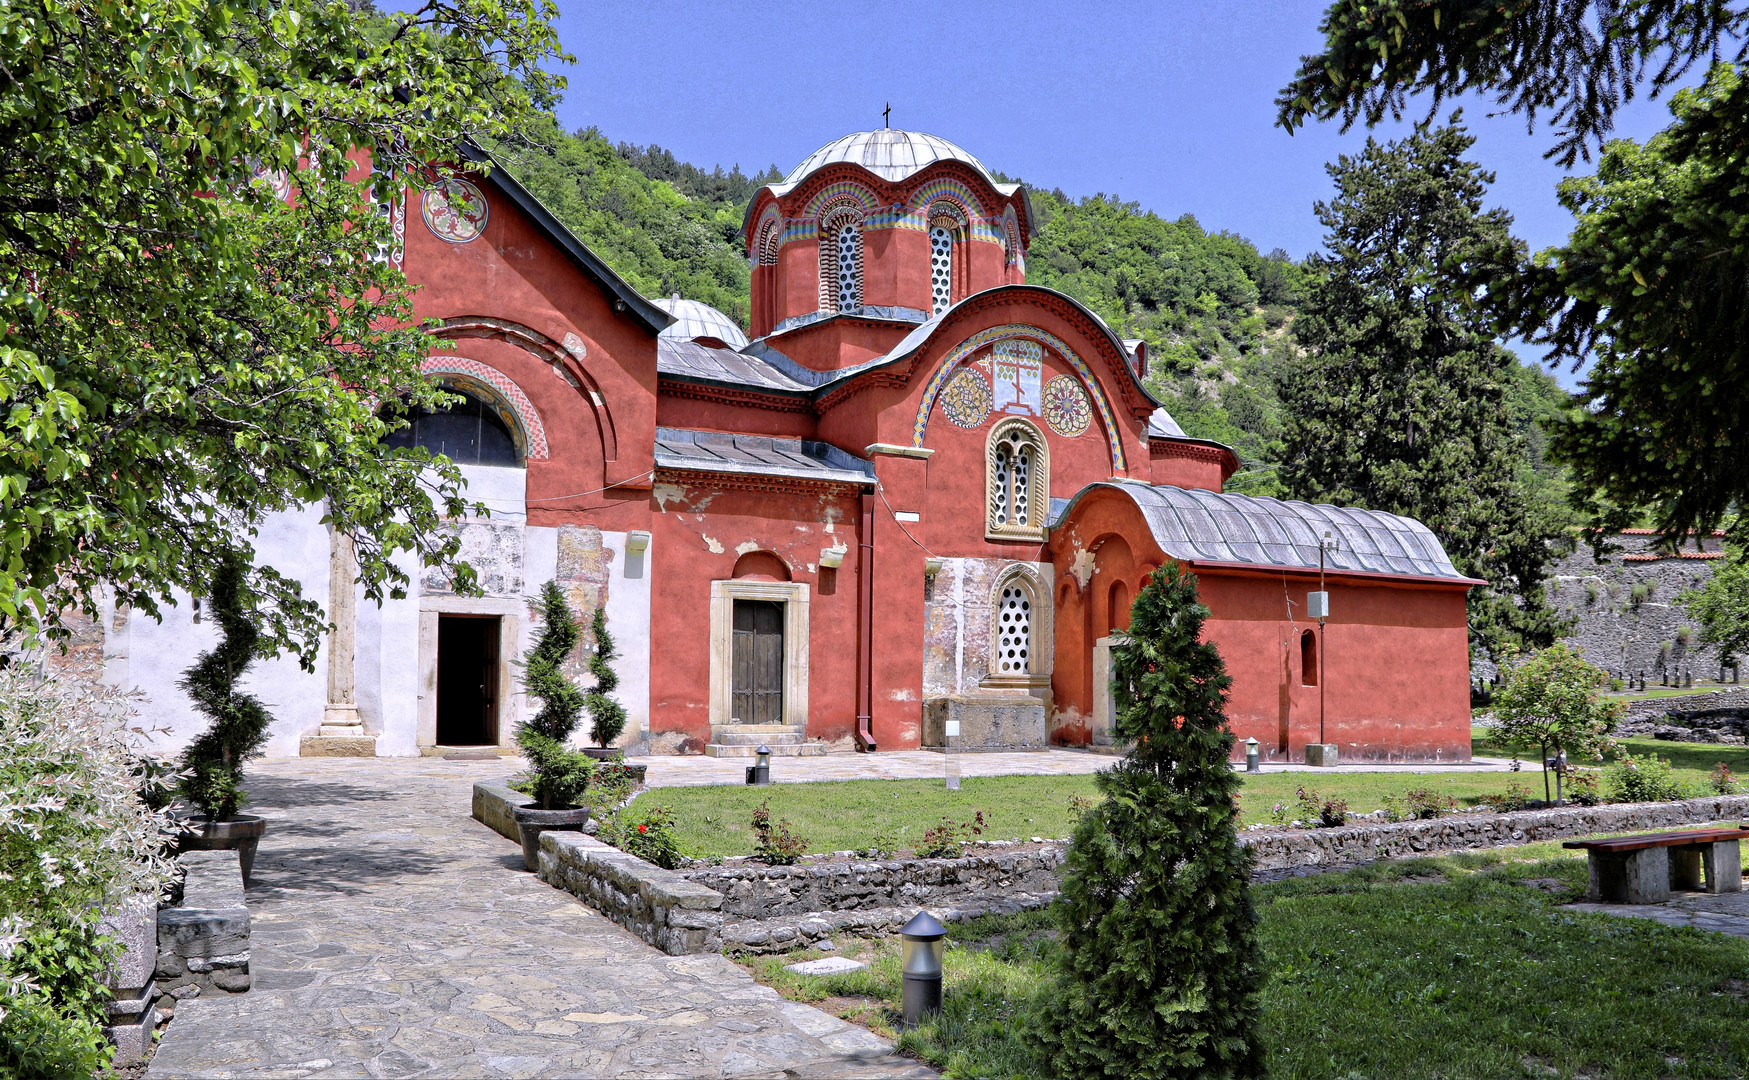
[[179, 554, 275, 821], [585, 605, 627, 748], [1035, 561, 1265, 1079], [1279, 120, 1570, 665], [518, 581, 591, 810]]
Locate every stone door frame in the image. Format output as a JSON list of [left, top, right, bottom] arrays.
[[418, 597, 522, 751], [708, 580, 810, 728]]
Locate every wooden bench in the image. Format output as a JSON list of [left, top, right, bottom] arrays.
[[1563, 826, 1747, 904]]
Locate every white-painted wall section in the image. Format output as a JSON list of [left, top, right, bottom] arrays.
[[102, 464, 654, 758]]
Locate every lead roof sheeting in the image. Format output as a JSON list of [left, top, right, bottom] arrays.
[[653, 428, 875, 485], [657, 339, 811, 394], [1111, 483, 1464, 580]]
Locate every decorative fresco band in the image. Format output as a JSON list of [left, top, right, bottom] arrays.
[[422, 355, 550, 461], [911, 325, 1126, 472]]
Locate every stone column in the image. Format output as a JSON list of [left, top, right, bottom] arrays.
[[301, 527, 376, 757]]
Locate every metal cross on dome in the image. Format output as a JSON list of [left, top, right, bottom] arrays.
[[883, 103, 891, 128]]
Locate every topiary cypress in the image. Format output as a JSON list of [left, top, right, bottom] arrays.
[[179, 554, 275, 822], [1034, 560, 1265, 1078], [518, 581, 592, 810], [585, 604, 627, 748]]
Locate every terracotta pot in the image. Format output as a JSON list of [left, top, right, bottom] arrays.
[[513, 804, 590, 871], [178, 814, 268, 886]]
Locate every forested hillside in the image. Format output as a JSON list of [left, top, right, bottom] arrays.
[[489, 120, 1568, 497]]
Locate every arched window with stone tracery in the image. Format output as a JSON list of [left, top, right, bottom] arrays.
[[818, 207, 864, 314], [986, 418, 1049, 541]]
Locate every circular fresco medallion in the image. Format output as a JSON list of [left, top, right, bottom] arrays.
[[941, 366, 993, 429], [422, 178, 489, 243], [247, 159, 292, 201], [1044, 374, 1092, 437]]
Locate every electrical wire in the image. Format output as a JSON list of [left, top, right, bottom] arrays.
[[524, 469, 655, 504]]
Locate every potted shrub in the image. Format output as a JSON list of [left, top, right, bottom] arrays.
[[176, 554, 273, 885], [582, 605, 628, 761], [511, 582, 595, 870]]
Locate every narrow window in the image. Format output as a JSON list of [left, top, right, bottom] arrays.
[[986, 420, 1048, 539], [991, 443, 1012, 524], [929, 225, 954, 315], [996, 583, 1033, 674], [835, 223, 860, 311], [1301, 629, 1318, 687]]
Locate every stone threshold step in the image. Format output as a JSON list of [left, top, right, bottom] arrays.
[[704, 742, 829, 758]]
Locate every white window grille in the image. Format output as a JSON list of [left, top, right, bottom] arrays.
[[835, 223, 860, 311], [991, 444, 1011, 524], [930, 226, 953, 315], [996, 584, 1032, 673], [985, 419, 1048, 540]]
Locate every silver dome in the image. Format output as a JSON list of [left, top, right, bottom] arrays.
[[652, 297, 749, 350], [770, 129, 1020, 197]]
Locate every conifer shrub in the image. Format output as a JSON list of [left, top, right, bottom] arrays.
[[1033, 561, 1265, 1078], [179, 554, 275, 821], [585, 604, 627, 748], [518, 582, 594, 810]]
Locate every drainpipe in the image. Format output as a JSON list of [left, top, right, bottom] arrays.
[[855, 491, 877, 752]]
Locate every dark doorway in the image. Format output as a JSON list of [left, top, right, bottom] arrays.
[[731, 599, 784, 725], [437, 615, 499, 745]]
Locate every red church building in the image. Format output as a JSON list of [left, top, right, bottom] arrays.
[[106, 129, 1478, 764]]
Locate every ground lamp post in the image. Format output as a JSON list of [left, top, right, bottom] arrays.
[[900, 911, 945, 1026], [746, 745, 771, 786], [1245, 736, 1260, 773], [1305, 531, 1336, 767]]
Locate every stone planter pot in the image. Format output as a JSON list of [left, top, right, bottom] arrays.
[[177, 814, 267, 886], [513, 804, 591, 871], [583, 749, 647, 786]]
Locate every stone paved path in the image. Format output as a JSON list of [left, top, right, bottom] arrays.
[[627, 748, 1520, 788], [1567, 889, 1749, 939], [146, 759, 936, 1079]]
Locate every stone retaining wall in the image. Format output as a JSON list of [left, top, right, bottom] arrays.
[[537, 831, 724, 955], [155, 850, 250, 1019], [472, 779, 526, 843], [683, 848, 1064, 920], [1239, 793, 1749, 870]]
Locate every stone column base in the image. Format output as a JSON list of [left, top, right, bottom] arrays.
[[1304, 743, 1340, 767], [300, 735, 377, 758]]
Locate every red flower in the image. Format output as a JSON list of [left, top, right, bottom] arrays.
[[637, 824, 647, 833]]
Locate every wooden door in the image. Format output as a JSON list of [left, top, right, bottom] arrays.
[[732, 599, 784, 725]]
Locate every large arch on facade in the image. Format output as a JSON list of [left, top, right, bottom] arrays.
[[910, 323, 1128, 474]]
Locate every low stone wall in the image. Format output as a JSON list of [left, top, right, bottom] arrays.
[[1240, 793, 1749, 870], [472, 778, 526, 843], [538, 832, 724, 955], [155, 850, 250, 1018], [684, 848, 1064, 920], [723, 893, 1058, 954]]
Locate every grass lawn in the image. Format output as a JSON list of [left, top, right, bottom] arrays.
[[741, 850, 1749, 1079], [1475, 727, 1749, 776], [631, 771, 1574, 860]]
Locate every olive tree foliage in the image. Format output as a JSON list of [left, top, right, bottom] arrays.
[[0, 0, 568, 663], [1680, 544, 1749, 666], [1489, 643, 1623, 802], [1275, 1, 1749, 544]]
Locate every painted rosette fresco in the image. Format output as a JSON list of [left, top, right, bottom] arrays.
[[1044, 375, 1092, 437], [422, 178, 489, 243], [941, 367, 993, 428]]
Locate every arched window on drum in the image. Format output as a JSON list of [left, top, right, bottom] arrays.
[[818, 207, 864, 314], [384, 386, 522, 467]]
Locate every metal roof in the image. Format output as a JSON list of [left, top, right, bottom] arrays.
[[1147, 407, 1186, 439], [653, 297, 750, 349], [771, 129, 1020, 198], [653, 428, 875, 486], [1062, 482, 1470, 581], [657, 339, 812, 394]]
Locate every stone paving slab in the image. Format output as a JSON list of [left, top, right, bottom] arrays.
[[146, 759, 935, 1079], [1566, 889, 1749, 939]]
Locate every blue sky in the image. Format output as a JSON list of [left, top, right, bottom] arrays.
[[545, 0, 1694, 385]]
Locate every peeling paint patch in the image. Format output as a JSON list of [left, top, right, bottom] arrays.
[[734, 539, 761, 556], [703, 536, 725, 554], [653, 483, 689, 512], [1069, 547, 1097, 589], [889, 688, 916, 702]]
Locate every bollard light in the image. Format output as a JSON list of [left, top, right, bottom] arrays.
[[752, 745, 772, 786], [900, 910, 946, 1027], [1245, 737, 1261, 773]]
